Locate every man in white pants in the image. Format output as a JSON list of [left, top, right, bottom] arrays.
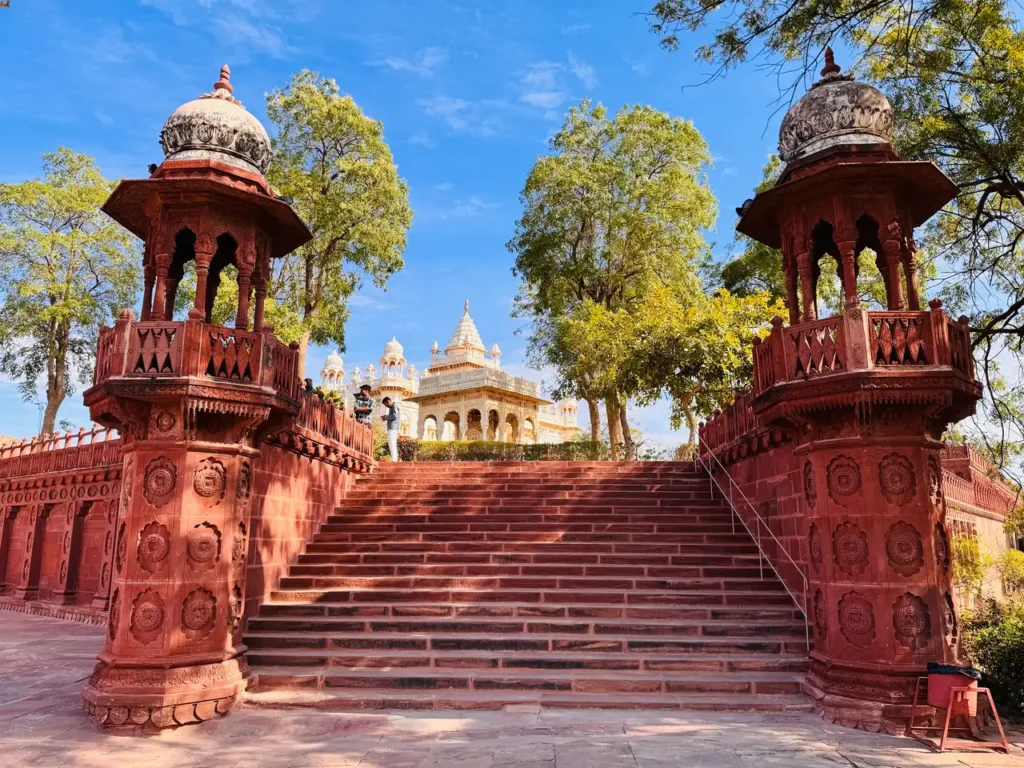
[[381, 397, 400, 462]]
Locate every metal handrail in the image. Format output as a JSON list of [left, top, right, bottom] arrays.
[[694, 434, 811, 651]]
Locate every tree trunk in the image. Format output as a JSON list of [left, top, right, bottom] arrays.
[[619, 401, 634, 460], [296, 328, 311, 383], [606, 398, 624, 460], [41, 339, 68, 437], [684, 405, 698, 449], [585, 397, 601, 443]]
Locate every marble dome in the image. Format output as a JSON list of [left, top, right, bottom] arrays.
[[382, 336, 405, 359], [159, 65, 273, 176], [323, 350, 343, 370], [778, 49, 894, 163]]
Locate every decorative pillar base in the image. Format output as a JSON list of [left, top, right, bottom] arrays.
[[83, 656, 246, 730], [803, 656, 924, 734]]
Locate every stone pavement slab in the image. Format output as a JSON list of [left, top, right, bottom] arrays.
[[0, 611, 1021, 768]]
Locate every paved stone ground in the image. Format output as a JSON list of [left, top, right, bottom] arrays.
[[1, 612, 1021, 768]]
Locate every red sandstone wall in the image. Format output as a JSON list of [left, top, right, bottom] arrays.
[[243, 439, 359, 621], [710, 441, 810, 608]]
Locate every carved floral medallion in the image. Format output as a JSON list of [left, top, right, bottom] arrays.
[[941, 592, 958, 646], [832, 521, 869, 576], [186, 521, 221, 572], [827, 456, 861, 505], [108, 588, 120, 641], [935, 523, 950, 574], [115, 522, 127, 574], [813, 588, 826, 637], [893, 592, 932, 651], [181, 588, 216, 639], [927, 455, 943, 507], [885, 521, 924, 577], [803, 461, 817, 508], [879, 453, 916, 505], [137, 521, 171, 574], [808, 523, 822, 571], [143, 457, 177, 508], [236, 461, 251, 501], [193, 457, 226, 506], [130, 588, 165, 645], [838, 591, 876, 646]]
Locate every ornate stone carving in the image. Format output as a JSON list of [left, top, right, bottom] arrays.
[[104, 530, 113, 554], [115, 522, 127, 574], [879, 453, 916, 505], [808, 523, 822, 571], [228, 584, 242, 634], [803, 460, 817, 508], [236, 461, 251, 501], [885, 521, 923, 577], [121, 456, 134, 509], [935, 522, 950, 573], [108, 588, 120, 641], [193, 457, 226, 505], [832, 521, 869, 576], [813, 588, 826, 636], [838, 590, 876, 646], [160, 98, 273, 175], [827, 455, 861, 505], [181, 588, 216, 639], [152, 409, 177, 437], [137, 521, 171, 574], [927, 455, 943, 507], [100, 562, 109, 589], [893, 592, 932, 651], [231, 521, 247, 570], [941, 592, 957, 646], [59, 560, 68, 583], [186, 521, 221, 572], [63, 530, 71, 553], [143, 457, 177, 508], [130, 588, 165, 645]]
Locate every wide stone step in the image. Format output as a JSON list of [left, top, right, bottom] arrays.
[[317, 522, 740, 535], [247, 665, 804, 695], [284, 564, 770, 579], [302, 541, 762, 556], [243, 631, 808, 655], [296, 551, 763, 566], [276, 574, 789, 591], [244, 649, 809, 673], [310, 533, 756, 545], [326, 511, 735, 523], [267, 588, 799, 606], [255, 601, 803, 621], [243, 687, 814, 713]]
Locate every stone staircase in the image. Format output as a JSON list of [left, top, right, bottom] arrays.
[[243, 461, 811, 712]]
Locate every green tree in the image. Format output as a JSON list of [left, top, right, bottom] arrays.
[[648, 0, 1024, 474], [266, 70, 412, 373], [509, 99, 717, 457], [0, 148, 138, 435]]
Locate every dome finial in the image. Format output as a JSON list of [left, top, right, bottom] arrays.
[[464, 298, 470, 314], [215, 64, 233, 94], [821, 47, 841, 77]]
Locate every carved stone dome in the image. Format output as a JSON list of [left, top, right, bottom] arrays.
[[323, 350, 343, 370], [778, 49, 894, 163], [383, 336, 404, 359], [159, 65, 273, 176]]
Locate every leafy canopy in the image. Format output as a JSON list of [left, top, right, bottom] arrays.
[[0, 148, 138, 434], [266, 70, 412, 363]]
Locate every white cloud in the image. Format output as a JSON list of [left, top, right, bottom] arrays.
[[560, 23, 591, 35], [722, 167, 739, 177], [420, 195, 499, 221], [349, 294, 396, 311], [568, 53, 596, 89], [435, 182, 454, 191], [409, 131, 437, 148], [417, 96, 504, 137], [519, 61, 567, 111], [381, 47, 448, 78], [216, 15, 292, 58], [630, 58, 650, 75]]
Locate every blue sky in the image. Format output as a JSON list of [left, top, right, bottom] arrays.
[[0, 0, 792, 446]]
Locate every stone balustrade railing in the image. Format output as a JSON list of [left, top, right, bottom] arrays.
[[751, 302, 974, 396], [94, 312, 301, 402], [0, 426, 121, 483], [416, 367, 541, 399]]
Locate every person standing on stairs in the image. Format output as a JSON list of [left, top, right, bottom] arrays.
[[353, 384, 376, 427], [381, 397, 400, 462]]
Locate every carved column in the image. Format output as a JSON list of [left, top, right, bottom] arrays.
[[236, 269, 252, 331], [786, 267, 800, 324], [91, 497, 119, 612], [141, 265, 155, 321], [0, 508, 18, 594], [193, 240, 215, 321], [883, 241, 906, 310], [838, 244, 859, 310], [800, 415, 958, 734], [152, 261, 170, 322], [13, 504, 49, 600], [52, 501, 87, 605], [797, 252, 817, 321], [903, 240, 921, 311], [83, 397, 264, 730]]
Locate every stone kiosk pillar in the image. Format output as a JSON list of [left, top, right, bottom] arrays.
[[80, 66, 312, 730], [737, 50, 982, 732]]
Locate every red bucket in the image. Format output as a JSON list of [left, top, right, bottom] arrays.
[[927, 664, 980, 716]]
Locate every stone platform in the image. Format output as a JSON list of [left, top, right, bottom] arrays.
[[1, 612, 1021, 767]]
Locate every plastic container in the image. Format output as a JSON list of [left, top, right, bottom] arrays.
[[927, 662, 981, 715]]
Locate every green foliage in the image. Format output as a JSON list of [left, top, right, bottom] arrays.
[[951, 533, 988, 599], [413, 441, 612, 462], [509, 99, 717, 454], [961, 598, 1024, 712], [648, 0, 1024, 476], [374, 434, 419, 462], [0, 148, 138, 435], [266, 70, 412, 369], [998, 549, 1024, 594]]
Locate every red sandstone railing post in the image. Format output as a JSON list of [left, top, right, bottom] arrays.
[[840, 306, 871, 370], [928, 298, 951, 367]]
